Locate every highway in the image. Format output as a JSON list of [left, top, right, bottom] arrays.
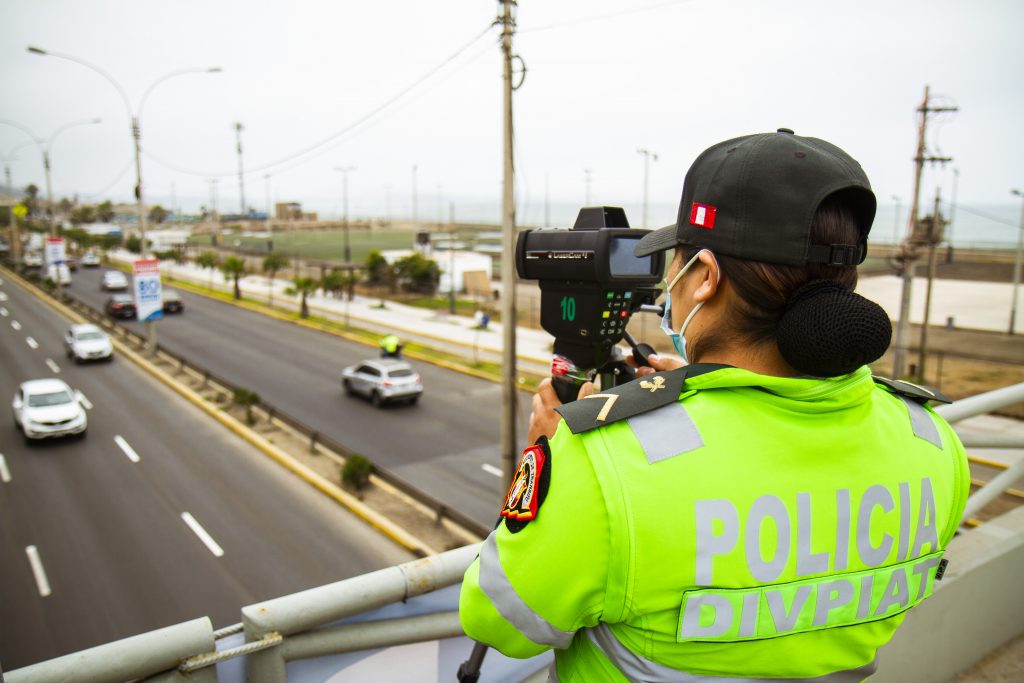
[[0, 271, 414, 670], [66, 265, 534, 525]]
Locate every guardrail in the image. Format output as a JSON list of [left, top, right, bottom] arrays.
[[33, 277, 491, 540]]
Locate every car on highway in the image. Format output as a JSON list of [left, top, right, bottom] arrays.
[[342, 358, 423, 407], [81, 251, 101, 267], [12, 378, 88, 442], [105, 293, 136, 319], [162, 289, 184, 313], [101, 270, 128, 291], [65, 255, 78, 271], [23, 251, 43, 268], [46, 263, 72, 286], [64, 323, 114, 363]]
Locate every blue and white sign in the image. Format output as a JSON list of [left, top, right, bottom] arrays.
[[133, 258, 164, 322]]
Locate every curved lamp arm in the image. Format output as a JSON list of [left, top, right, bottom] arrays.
[[28, 46, 133, 120]]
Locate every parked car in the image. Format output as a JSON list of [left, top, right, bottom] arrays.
[[105, 293, 136, 319], [81, 251, 101, 267], [101, 270, 128, 291], [46, 263, 72, 286], [12, 378, 88, 442], [162, 289, 184, 313], [64, 323, 113, 363], [342, 358, 423, 407], [65, 256, 78, 271]]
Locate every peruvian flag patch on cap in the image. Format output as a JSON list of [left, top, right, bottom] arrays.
[[689, 203, 717, 229]]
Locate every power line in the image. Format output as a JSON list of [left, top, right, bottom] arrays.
[[143, 23, 497, 179], [954, 203, 1020, 229]]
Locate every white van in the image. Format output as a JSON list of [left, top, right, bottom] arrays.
[[46, 264, 72, 286]]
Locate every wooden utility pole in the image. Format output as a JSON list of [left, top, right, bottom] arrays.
[[891, 85, 956, 379], [499, 0, 521, 490], [917, 187, 944, 378]]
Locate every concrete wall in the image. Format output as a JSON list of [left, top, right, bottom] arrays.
[[873, 506, 1024, 682]]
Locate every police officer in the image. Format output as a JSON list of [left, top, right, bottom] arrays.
[[380, 334, 403, 358], [460, 129, 970, 682]]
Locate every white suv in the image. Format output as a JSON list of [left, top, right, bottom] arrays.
[[13, 379, 88, 442]]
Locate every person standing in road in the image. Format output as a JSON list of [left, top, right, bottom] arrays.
[[460, 129, 970, 682]]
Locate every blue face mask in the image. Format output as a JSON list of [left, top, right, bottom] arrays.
[[659, 250, 715, 364]]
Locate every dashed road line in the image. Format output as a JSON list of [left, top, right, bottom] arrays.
[[481, 463, 503, 477], [114, 435, 141, 463], [46, 358, 61, 373], [0, 454, 11, 483], [0, 290, 7, 300], [181, 512, 225, 557], [26, 337, 38, 349], [78, 393, 93, 410], [25, 546, 52, 597], [0, 306, 7, 317], [12, 320, 21, 330]]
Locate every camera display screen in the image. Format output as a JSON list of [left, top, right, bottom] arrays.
[[608, 236, 653, 277]]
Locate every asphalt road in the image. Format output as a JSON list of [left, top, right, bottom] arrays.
[[0, 271, 413, 670], [67, 266, 534, 525]]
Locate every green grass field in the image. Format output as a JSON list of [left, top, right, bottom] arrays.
[[187, 228, 485, 264]]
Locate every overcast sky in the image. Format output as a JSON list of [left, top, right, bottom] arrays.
[[1, 0, 1022, 229]]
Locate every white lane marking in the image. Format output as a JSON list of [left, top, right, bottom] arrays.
[[114, 435, 141, 463], [0, 307, 7, 317], [0, 454, 11, 483], [26, 337, 38, 349], [25, 546, 52, 597], [12, 320, 21, 330], [46, 358, 61, 374], [0, 290, 7, 300], [181, 512, 225, 558], [481, 463, 503, 477], [0, 278, 5, 287], [78, 393, 93, 410]]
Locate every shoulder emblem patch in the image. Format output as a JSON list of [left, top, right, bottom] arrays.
[[873, 376, 952, 404], [500, 437, 551, 532]]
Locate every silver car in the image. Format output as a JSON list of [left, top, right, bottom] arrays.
[[101, 270, 128, 291], [65, 323, 114, 363], [342, 359, 423, 407], [13, 379, 88, 442]]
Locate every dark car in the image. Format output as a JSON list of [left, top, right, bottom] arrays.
[[162, 289, 184, 313], [105, 293, 136, 319]]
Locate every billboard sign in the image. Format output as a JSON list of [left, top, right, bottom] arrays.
[[44, 237, 66, 266], [133, 258, 164, 322]]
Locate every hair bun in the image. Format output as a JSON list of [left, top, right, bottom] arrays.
[[777, 279, 892, 377]]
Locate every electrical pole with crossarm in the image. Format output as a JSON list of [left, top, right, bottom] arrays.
[[890, 85, 957, 380]]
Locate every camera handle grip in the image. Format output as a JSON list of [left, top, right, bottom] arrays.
[[552, 375, 583, 404], [623, 330, 655, 368]]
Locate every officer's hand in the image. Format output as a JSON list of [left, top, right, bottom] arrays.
[[527, 378, 596, 444], [628, 352, 685, 377]]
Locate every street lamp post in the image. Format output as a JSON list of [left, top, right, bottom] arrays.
[[2, 139, 40, 264], [1, 117, 102, 297], [335, 166, 355, 264], [637, 148, 658, 229], [29, 46, 221, 354], [1010, 189, 1024, 335]]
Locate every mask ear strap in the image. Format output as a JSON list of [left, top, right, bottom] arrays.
[[667, 250, 705, 291]]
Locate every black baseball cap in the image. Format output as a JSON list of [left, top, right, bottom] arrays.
[[634, 128, 877, 266]]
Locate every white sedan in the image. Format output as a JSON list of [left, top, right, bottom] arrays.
[[64, 323, 114, 363], [13, 379, 88, 442], [101, 270, 128, 291]]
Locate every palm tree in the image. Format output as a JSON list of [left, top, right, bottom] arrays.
[[196, 251, 220, 290], [285, 276, 319, 318], [262, 252, 289, 308], [220, 256, 246, 300]]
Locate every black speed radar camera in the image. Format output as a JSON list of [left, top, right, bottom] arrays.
[[516, 207, 665, 402]]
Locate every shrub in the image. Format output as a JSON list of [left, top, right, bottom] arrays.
[[341, 455, 373, 491], [232, 387, 261, 425]]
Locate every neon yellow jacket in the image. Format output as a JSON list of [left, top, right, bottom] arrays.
[[460, 365, 969, 682]]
